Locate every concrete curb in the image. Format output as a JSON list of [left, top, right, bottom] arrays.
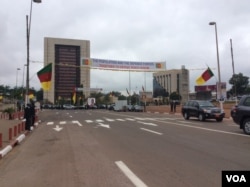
[[0, 121, 40, 159]]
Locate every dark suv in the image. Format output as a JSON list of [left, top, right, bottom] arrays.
[[231, 95, 250, 135], [182, 100, 225, 122]]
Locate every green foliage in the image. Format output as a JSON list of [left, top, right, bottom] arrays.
[[3, 107, 14, 114], [229, 73, 249, 95], [118, 95, 127, 100], [3, 107, 14, 120]]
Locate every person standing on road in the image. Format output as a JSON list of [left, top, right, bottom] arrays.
[[30, 101, 36, 127], [24, 104, 31, 131], [173, 100, 177, 113], [170, 100, 174, 112]]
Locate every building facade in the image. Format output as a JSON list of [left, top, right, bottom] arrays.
[[44, 37, 90, 104], [153, 66, 189, 103]]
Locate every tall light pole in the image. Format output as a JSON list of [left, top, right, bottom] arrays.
[[25, 0, 42, 105], [16, 68, 21, 87], [230, 38, 237, 104], [16, 68, 21, 95], [16, 68, 21, 111], [22, 64, 27, 101], [209, 21, 223, 109]]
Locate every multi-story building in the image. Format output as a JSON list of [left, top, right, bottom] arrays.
[[44, 37, 90, 104], [153, 65, 189, 103]]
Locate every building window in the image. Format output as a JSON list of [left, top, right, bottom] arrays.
[[54, 45, 81, 101]]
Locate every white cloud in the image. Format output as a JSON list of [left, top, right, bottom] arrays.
[[1, 0, 250, 93]]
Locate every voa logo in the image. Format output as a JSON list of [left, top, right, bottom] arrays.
[[226, 175, 246, 183]]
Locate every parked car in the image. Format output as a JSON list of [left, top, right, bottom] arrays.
[[127, 105, 133, 111], [182, 100, 225, 122], [108, 104, 115, 110], [231, 95, 250, 135], [133, 105, 143, 112], [63, 104, 75, 110]]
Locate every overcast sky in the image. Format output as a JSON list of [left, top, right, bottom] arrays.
[[1, 0, 250, 94]]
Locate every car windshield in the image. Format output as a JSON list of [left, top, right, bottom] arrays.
[[198, 101, 214, 107]]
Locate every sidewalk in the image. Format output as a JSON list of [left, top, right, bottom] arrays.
[[0, 118, 26, 149], [0, 110, 40, 159]]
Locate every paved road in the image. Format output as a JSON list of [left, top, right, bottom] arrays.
[[0, 109, 249, 187]]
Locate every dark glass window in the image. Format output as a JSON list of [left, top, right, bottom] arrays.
[[54, 45, 81, 101]]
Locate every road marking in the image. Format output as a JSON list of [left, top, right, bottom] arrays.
[[72, 120, 83, 126], [96, 119, 104, 122], [59, 121, 66, 125], [105, 118, 115, 122], [137, 121, 157, 126], [140, 128, 163, 135], [115, 161, 148, 187], [47, 122, 54, 125], [154, 120, 250, 137], [116, 119, 125, 121], [98, 123, 110, 128], [85, 120, 93, 123], [53, 125, 63, 132], [125, 118, 135, 121], [135, 118, 146, 120]]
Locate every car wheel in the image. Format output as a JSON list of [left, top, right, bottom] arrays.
[[184, 112, 189, 120], [216, 118, 223, 122], [243, 118, 250, 135], [198, 113, 205, 121]]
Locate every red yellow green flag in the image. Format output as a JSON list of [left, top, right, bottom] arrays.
[[196, 67, 214, 85], [72, 87, 76, 104], [37, 63, 52, 91]]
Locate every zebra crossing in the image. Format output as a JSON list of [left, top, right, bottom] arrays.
[[84, 117, 181, 124], [46, 117, 180, 127], [85, 117, 139, 123]]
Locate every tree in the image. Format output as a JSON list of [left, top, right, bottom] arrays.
[[118, 95, 127, 100], [229, 73, 249, 96], [130, 93, 138, 105]]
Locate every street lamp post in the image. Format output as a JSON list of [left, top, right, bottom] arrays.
[[25, 0, 42, 105], [16, 68, 21, 96], [22, 64, 27, 103], [16, 68, 21, 89], [209, 21, 223, 109], [16, 68, 21, 111]]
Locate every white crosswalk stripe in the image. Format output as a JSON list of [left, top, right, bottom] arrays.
[[134, 118, 146, 120], [125, 118, 135, 121], [116, 119, 125, 121], [83, 117, 172, 124], [105, 118, 115, 122], [85, 120, 94, 123], [47, 122, 54, 125]]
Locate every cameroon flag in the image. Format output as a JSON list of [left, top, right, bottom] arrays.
[[72, 87, 76, 104], [37, 63, 52, 91], [196, 67, 214, 85]]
